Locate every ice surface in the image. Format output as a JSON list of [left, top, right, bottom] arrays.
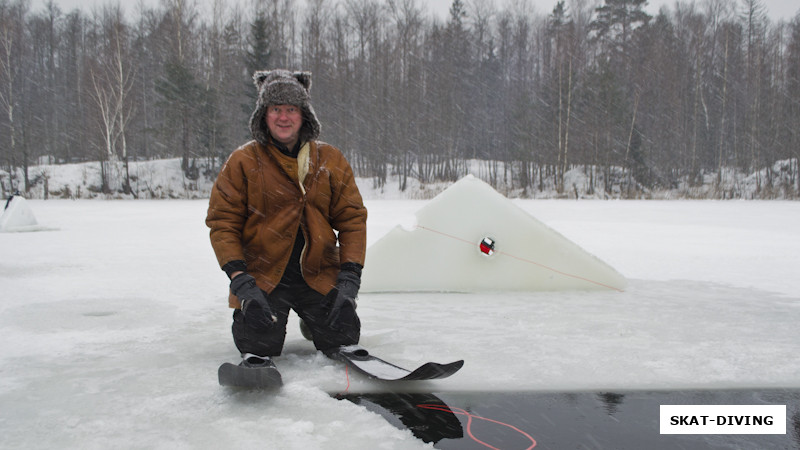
[[1, 198, 800, 448], [361, 175, 626, 292]]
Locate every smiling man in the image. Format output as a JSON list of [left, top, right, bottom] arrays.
[[267, 104, 303, 148], [206, 70, 367, 381]]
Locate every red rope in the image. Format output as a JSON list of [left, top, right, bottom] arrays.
[[415, 225, 624, 292], [336, 365, 350, 397], [417, 403, 537, 449], [336, 370, 536, 448], [416, 225, 476, 246]]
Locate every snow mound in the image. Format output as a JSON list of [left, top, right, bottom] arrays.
[[0, 196, 41, 232], [361, 175, 627, 292]]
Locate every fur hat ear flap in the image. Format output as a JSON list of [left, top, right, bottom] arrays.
[[293, 72, 312, 92], [253, 71, 270, 88]]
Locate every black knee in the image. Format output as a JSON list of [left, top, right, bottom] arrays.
[[311, 309, 361, 352], [232, 309, 288, 357]]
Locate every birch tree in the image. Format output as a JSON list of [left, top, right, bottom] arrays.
[[87, 5, 135, 194]]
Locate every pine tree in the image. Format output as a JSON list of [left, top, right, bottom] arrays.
[[242, 8, 273, 114]]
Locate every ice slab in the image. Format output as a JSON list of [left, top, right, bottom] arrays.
[[361, 175, 626, 292]]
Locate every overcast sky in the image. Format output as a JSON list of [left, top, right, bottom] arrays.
[[36, 0, 800, 26]]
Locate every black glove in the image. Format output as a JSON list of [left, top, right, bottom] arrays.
[[230, 273, 276, 328], [323, 270, 360, 331]]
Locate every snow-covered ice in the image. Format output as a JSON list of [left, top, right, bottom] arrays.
[[1, 197, 799, 448]]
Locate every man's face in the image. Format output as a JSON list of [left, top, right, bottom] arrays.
[[266, 104, 303, 147]]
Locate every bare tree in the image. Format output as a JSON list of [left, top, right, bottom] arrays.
[[0, 0, 29, 192], [788, 15, 800, 195], [154, 0, 202, 179], [86, 5, 135, 194], [740, 0, 768, 190], [548, 1, 577, 193], [387, 0, 425, 190]]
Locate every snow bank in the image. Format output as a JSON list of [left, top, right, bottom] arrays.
[[2, 157, 798, 200]]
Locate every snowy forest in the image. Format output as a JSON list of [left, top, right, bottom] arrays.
[[1, 0, 800, 199]]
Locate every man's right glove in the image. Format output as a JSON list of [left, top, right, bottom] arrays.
[[230, 273, 276, 328]]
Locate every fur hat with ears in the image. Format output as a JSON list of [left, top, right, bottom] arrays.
[[249, 69, 322, 147]]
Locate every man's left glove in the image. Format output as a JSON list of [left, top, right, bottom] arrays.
[[323, 270, 360, 331]]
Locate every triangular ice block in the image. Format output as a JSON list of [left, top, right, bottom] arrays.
[[0, 195, 39, 232], [361, 175, 626, 292]]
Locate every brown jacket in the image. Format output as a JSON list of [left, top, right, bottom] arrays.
[[206, 140, 367, 307]]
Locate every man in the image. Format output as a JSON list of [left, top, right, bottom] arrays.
[[206, 69, 367, 372]]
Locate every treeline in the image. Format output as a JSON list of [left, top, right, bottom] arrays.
[[1, 0, 799, 199]]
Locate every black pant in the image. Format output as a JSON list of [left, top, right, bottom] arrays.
[[232, 282, 360, 357]]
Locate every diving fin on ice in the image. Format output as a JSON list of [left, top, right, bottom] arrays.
[[325, 345, 463, 381], [218, 354, 283, 389]]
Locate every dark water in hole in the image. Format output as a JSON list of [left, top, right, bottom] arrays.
[[337, 389, 800, 449]]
